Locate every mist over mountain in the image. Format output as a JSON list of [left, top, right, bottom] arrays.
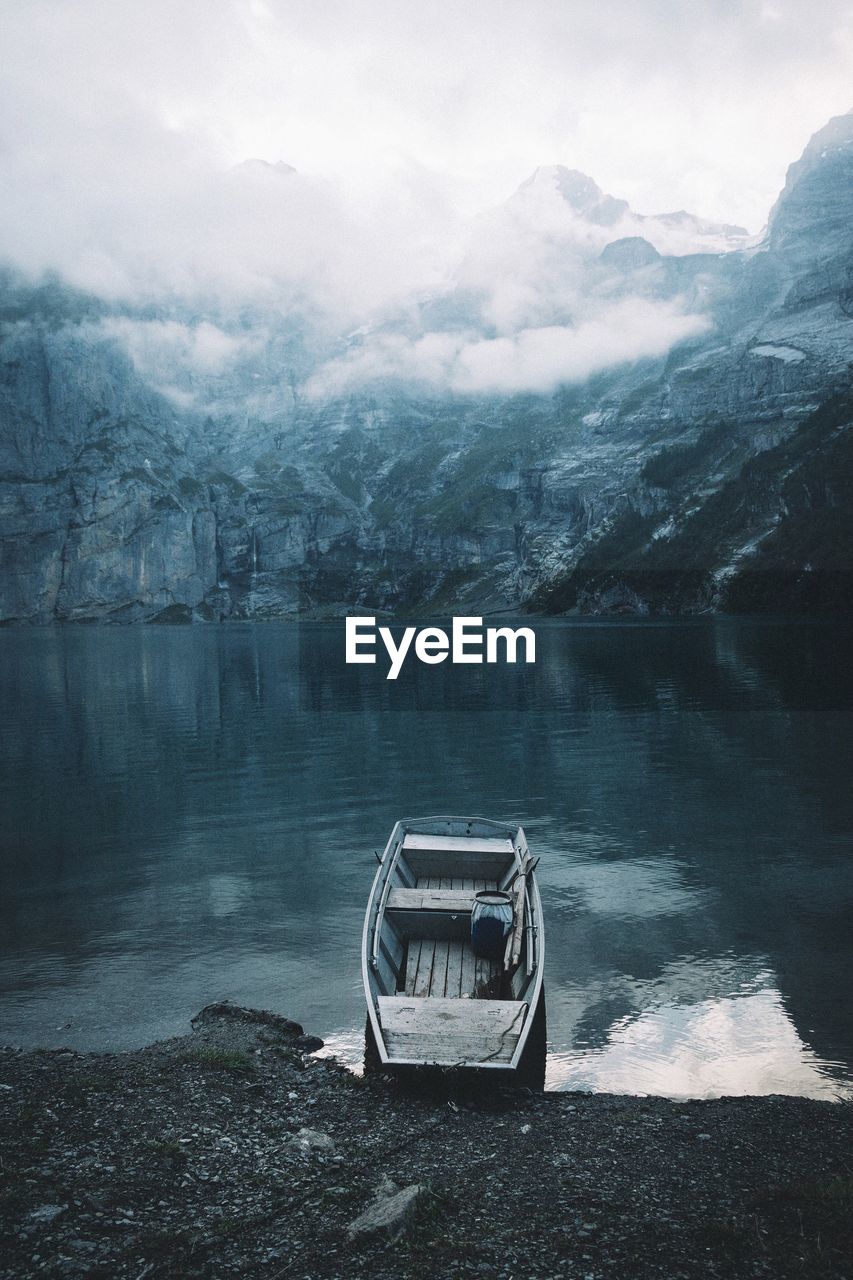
[[0, 112, 851, 622]]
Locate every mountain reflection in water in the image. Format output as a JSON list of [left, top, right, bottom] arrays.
[[0, 618, 851, 1099]]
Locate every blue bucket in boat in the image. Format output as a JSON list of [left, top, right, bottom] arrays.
[[471, 890, 513, 961]]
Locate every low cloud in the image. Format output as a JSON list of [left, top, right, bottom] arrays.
[[104, 318, 261, 376], [305, 299, 709, 398], [453, 303, 709, 394], [0, 147, 451, 322]]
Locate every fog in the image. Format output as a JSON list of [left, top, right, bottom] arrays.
[[2, 0, 851, 396], [305, 303, 710, 398]]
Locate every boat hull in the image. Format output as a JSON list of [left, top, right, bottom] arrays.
[[362, 816, 545, 1083]]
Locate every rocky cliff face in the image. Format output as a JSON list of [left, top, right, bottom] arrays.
[[0, 299, 219, 621], [0, 114, 851, 622]]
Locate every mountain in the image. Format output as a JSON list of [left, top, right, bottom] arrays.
[[0, 114, 851, 622], [519, 166, 631, 226], [768, 112, 853, 256], [515, 164, 750, 252]]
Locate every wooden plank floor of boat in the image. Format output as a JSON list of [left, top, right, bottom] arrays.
[[378, 995, 527, 1064], [402, 876, 502, 999]]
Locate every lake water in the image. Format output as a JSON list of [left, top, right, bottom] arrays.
[[1, 618, 851, 1099]]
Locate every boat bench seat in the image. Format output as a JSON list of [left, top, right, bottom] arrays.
[[386, 887, 479, 913], [402, 833, 515, 854], [377, 995, 527, 1065]]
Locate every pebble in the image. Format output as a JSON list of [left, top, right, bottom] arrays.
[[29, 1205, 66, 1223], [348, 1181, 426, 1241], [289, 1127, 335, 1153]]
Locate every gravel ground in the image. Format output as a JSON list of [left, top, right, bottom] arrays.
[[1, 1005, 851, 1280]]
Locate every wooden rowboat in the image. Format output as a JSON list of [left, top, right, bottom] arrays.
[[362, 816, 545, 1081]]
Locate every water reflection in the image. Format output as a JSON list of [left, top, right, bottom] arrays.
[[548, 983, 851, 1100], [0, 618, 851, 1099]]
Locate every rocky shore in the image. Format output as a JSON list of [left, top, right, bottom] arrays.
[[1, 1005, 851, 1280]]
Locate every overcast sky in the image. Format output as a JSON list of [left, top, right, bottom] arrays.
[[4, 0, 852, 220], [1, 0, 851, 333]]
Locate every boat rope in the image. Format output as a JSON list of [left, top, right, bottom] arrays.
[[473, 1003, 528, 1068]]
